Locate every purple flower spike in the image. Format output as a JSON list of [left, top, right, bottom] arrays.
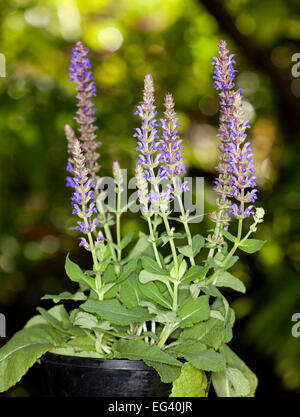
[[133, 74, 160, 182], [210, 40, 259, 243], [158, 93, 187, 195], [66, 136, 99, 246], [69, 41, 101, 185]]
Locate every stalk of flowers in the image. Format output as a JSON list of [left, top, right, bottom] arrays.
[[208, 40, 237, 246], [69, 41, 101, 186], [158, 93, 195, 265], [134, 75, 178, 275], [208, 40, 258, 248], [69, 41, 118, 263], [66, 135, 103, 265]]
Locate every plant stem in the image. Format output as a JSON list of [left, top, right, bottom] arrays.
[[174, 185, 195, 266], [116, 188, 122, 261], [162, 213, 178, 277], [147, 217, 162, 268]]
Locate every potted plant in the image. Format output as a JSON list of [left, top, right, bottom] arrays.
[[0, 39, 265, 397]]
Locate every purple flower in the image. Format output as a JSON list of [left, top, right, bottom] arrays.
[[210, 40, 258, 231], [133, 74, 160, 181], [69, 41, 101, 185], [66, 136, 99, 244]]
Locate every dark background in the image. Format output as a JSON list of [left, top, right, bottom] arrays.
[[0, 0, 300, 397]]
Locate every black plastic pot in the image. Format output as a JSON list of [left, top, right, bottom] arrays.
[[42, 352, 171, 397]]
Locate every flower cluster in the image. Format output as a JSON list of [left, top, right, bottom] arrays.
[[66, 132, 103, 250], [133, 73, 160, 182], [158, 93, 188, 195], [134, 75, 187, 214], [210, 40, 258, 239], [69, 41, 101, 186]]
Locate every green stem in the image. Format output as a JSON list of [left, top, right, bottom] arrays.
[[205, 218, 243, 286], [116, 189, 122, 261], [147, 217, 162, 268], [176, 192, 195, 266], [162, 213, 178, 277]]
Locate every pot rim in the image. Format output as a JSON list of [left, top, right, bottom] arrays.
[[42, 352, 153, 371]]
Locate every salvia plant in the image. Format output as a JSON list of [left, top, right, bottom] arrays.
[[0, 40, 265, 397]]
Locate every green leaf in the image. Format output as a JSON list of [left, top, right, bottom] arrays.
[[182, 265, 208, 283], [119, 275, 140, 308], [178, 245, 194, 258], [239, 239, 266, 254], [192, 234, 205, 256], [218, 344, 258, 397], [139, 270, 170, 286], [120, 231, 135, 250], [112, 339, 182, 367], [170, 341, 207, 355], [139, 281, 172, 309], [183, 348, 226, 372], [178, 295, 210, 328], [118, 259, 138, 283], [80, 299, 152, 325], [102, 264, 116, 283], [170, 363, 207, 397], [180, 318, 231, 350], [213, 271, 246, 293], [65, 254, 95, 289], [212, 367, 250, 397], [41, 291, 87, 303], [222, 229, 235, 243], [0, 324, 64, 392], [141, 256, 168, 276], [145, 361, 181, 383], [126, 232, 152, 260]]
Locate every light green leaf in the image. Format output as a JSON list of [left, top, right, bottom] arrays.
[[139, 281, 172, 309], [180, 318, 230, 350], [192, 234, 205, 256], [213, 271, 246, 293], [80, 299, 152, 325], [120, 231, 135, 250], [118, 259, 138, 283], [239, 239, 266, 254], [170, 363, 207, 397], [0, 324, 64, 392], [182, 265, 208, 283], [178, 295, 210, 328], [218, 344, 258, 397], [112, 339, 182, 367], [178, 245, 194, 258], [212, 367, 250, 397], [119, 275, 140, 308], [126, 233, 152, 260], [183, 348, 226, 372], [65, 254, 95, 289], [145, 361, 181, 383], [139, 270, 170, 286], [41, 291, 87, 303], [141, 256, 168, 276]]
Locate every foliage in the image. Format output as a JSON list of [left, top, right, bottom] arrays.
[[0, 0, 299, 397]]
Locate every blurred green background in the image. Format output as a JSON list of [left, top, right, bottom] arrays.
[[0, 0, 300, 397]]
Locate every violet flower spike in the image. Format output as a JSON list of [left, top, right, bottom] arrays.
[[211, 40, 258, 234], [69, 41, 101, 186], [133, 74, 160, 183], [158, 93, 188, 195], [67, 137, 102, 249]]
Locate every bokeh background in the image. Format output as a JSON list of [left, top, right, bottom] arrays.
[[1, 0, 300, 397]]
